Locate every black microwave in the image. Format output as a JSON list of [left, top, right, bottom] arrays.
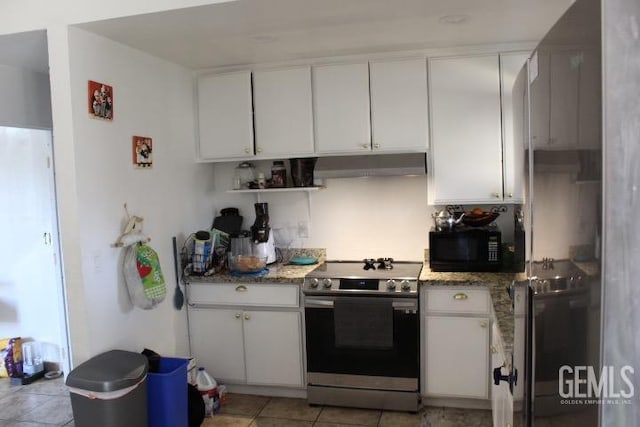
[[429, 227, 502, 272]]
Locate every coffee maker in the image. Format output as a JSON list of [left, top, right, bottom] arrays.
[[250, 203, 276, 264]]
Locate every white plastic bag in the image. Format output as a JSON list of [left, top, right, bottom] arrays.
[[124, 243, 166, 309]]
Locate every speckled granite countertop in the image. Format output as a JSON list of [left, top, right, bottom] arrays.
[[419, 261, 527, 355], [184, 248, 325, 285]]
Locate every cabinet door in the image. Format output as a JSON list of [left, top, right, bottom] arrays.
[[549, 52, 579, 148], [197, 71, 254, 160], [529, 51, 550, 149], [370, 58, 428, 153], [189, 308, 246, 383], [513, 316, 525, 400], [243, 311, 303, 387], [313, 63, 371, 154], [429, 55, 503, 204], [425, 315, 490, 398], [253, 67, 315, 158], [500, 53, 529, 203]]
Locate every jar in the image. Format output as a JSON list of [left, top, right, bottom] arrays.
[[234, 162, 255, 189], [270, 161, 287, 188], [257, 173, 266, 189]]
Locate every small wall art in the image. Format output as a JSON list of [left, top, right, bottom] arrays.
[[88, 80, 113, 120], [132, 136, 153, 168]]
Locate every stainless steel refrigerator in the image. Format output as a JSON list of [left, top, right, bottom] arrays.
[[512, 0, 603, 425]]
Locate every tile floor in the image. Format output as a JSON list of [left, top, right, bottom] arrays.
[[0, 377, 74, 426], [205, 393, 493, 427], [0, 377, 494, 427]]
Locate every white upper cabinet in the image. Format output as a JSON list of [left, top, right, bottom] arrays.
[[369, 58, 429, 153], [429, 55, 504, 204], [549, 51, 579, 148], [197, 71, 254, 160], [500, 53, 529, 203], [253, 66, 315, 158], [313, 62, 372, 154]]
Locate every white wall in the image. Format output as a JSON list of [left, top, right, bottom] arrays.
[[0, 64, 52, 129], [65, 27, 215, 360]]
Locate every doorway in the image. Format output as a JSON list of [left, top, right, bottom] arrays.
[[0, 126, 69, 374]]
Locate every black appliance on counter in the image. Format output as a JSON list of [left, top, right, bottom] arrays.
[[429, 226, 501, 272], [302, 259, 422, 412]]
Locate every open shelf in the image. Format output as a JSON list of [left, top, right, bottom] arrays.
[[226, 186, 323, 194]]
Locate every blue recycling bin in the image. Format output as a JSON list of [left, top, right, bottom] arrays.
[[147, 357, 188, 427]]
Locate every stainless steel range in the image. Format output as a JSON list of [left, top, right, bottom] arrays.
[[303, 259, 422, 412]]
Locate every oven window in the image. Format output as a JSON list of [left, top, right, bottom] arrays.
[[305, 301, 418, 378]]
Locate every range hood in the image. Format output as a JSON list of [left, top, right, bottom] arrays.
[[313, 153, 427, 179]]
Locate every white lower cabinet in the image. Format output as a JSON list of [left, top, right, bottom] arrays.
[[491, 316, 514, 427], [190, 308, 303, 387], [423, 288, 491, 399], [188, 286, 304, 388]]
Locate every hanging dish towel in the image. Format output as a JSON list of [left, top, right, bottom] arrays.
[[124, 243, 166, 309]]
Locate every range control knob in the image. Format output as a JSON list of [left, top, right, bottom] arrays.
[[322, 278, 333, 289], [400, 280, 412, 291], [309, 278, 319, 288], [386, 279, 397, 290]]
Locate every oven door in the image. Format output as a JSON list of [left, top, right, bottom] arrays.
[[304, 295, 419, 390]]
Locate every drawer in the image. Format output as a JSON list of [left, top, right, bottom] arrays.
[[188, 283, 299, 308], [425, 288, 490, 314]]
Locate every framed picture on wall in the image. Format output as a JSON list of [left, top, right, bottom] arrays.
[[88, 80, 113, 120], [132, 136, 153, 168]]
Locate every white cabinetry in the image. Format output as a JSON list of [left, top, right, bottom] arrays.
[[491, 318, 514, 427], [429, 55, 503, 204], [500, 53, 529, 203], [369, 58, 428, 153], [188, 283, 303, 387], [253, 66, 315, 158], [313, 63, 371, 154], [422, 288, 490, 399], [197, 71, 254, 160], [428, 53, 528, 204]]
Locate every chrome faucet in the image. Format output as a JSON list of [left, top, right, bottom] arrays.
[[542, 257, 555, 270]]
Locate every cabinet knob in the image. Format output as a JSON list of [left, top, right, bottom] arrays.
[[508, 192, 513, 198], [492, 192, 501, 198], [373, 143, 381, 149], [453, 293, 468, 301], [244, 313, 250, 320], [235, 285, 248, 292], [491, 345, 498, 354], [480, 320, 488, 328], [235, 313, 241, 319], [256, 147, 263, 153], [244, 147, 251, 154], [361, 143, 370, 149]]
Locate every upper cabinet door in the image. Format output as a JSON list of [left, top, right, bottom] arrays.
[[197, 71, 254, 161], [369, 58, 429, 153], [429, 55, 503, 205], [313, 63, 371, 154], [500, 53, 529, 203], [253, 67, 315, 158]]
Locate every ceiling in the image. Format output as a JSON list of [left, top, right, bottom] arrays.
[[75, 0, 574, 70], [0, 30, 49, 73]]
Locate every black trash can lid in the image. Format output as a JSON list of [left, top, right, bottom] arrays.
[[66, 350, 148, 393]]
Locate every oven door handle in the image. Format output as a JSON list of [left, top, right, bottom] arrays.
[[304, 299, 335, 308]]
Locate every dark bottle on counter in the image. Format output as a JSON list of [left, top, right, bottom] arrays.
[[270, 161, 287, 188]]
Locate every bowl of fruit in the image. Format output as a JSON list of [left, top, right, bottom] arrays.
[[461, 208, 500, 227]]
